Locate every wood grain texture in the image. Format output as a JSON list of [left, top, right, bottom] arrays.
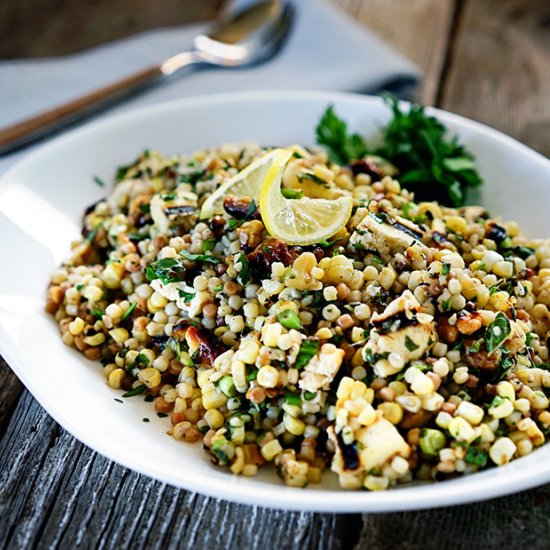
[[440, 0, 550, 156], [332, 0, 456, 104], [0, 392, 355, 550], [0, 359, 23, 437], [0, 0, 225, 59]]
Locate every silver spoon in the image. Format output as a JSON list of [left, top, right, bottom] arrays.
[[0, 1, 294, 156]]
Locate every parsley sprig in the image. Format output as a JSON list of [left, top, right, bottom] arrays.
[[315, 95, 483, 206]]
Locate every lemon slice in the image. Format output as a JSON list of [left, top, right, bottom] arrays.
[[259, 171, 354, 246], [200, 148, 294, 219]]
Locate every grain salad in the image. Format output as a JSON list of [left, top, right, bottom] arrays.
[[46, 130, 550, 491]]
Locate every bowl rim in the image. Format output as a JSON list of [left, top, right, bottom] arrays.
[[2, 89, 550, 513]]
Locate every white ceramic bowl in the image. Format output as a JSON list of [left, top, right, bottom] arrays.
[[1, 91, 549, 512]]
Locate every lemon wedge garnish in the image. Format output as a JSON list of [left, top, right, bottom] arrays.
[[259, 157, 354, 246], [200, 148, 293, 219]]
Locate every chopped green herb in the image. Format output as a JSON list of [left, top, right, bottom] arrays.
[[166, 337, 180, 360], [161, 192, 177, 201], [139, 203, 151, 214], [469, 338, 483, 354], [486, 312, 511, 354], [132, 353, 149, 367], [315, 97, 483, 206], [121, 302, 137, 321], [143, 418, 150, 422], [93, 175, 106, 187], [465, 447, 488, 467], [297, 172, 330, 187], [214, 284, 223, 292], [114, 398, 123, 403], [442, 298, 452, 312], [177, 289, 195, 302], [157, 412, 169, 418], [180, 250, 221, 264], [284, 390, 301, 406], [202, 238, 216, 252], [145, 257, 186, 284], [91, 309, 104, 319], [442, 263, 451, 276], [404, 335, 419, 352], [315, 105, 367, 165], [122, 385, 146, 398], [246, 369, 258, 382], [318, 238, 343, 248], [303, 391, 317, 401], [295, 340, 320, 370], [235, 253, 251, 285], [76, 284, 84, 291], [277, 309, 302, 330], [84, 224, 102, 244], [144, 394, 155, 402], [281, 188, 304, 199]]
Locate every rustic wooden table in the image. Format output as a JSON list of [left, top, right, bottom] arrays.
[[1, 1, 550, 548]]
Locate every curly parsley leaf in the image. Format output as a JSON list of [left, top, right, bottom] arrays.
[[486, 312, 511, 354], [315, 96, 483, 207], [145, 258, 186, 284], [315, 105, 367, 165]]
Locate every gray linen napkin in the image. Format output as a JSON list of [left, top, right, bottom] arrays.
[[0, 0, 420, 173]]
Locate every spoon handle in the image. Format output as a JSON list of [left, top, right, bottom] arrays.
[[0, 52, 197, 156]]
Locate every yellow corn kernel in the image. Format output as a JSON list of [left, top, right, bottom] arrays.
[[261, 439, 283, 461], [364, 475, 390, 491], [230, 447, 245, 474], [68, 317, 85, 336], [337, 377, 355, 400], [377, 402, 403, 425], [101, 262, 125, 289], [202, 389, 227, 410], [492, 261, 514, 278], [456, 401, 484, 425], [526, 423, 546, 446], [283, 414, 306, 436], [83, 333, 106, 346], [496, 381, 516, 402], [529, 390, 550, 410], [204, 409, 225, 430], [138, 367, 161, 388], [315, 327, 333, 340], [353, 402, 376, 426], [489, 398, 514, 419], [448, 417, 477, 443], [411, 372, 434, 396], [109, 327, 129, 344], [108, 368, 125, 389], [262, 323, 282, 347], [479, 423, 496, 443], [489, 437, 517, 466], [257, 365, 279, 388], [446, 216, 467, 234], [148, 291, 167, 312], [231, 360, 247, 392]]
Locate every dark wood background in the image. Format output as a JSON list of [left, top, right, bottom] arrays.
[[1, 1, 550, 548]]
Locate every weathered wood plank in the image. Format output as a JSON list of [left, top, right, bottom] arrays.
[[0, 0, 225, 59], [0, 359, 23, 436], [356, 485, 550, 550], [0, 391, 353, 550], [439, 0, 550, 156], [332, 0, 456, 104]]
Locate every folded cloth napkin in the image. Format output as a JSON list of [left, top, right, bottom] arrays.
[[0, 0, 420, 173]]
